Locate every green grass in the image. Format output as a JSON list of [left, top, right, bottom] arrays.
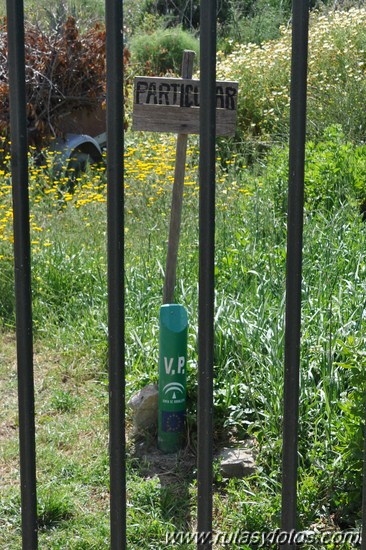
[[1, 127, 365, 548]]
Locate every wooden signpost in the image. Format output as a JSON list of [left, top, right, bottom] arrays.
[[133, 51, 237, 452], [132, 50, 238, 305]]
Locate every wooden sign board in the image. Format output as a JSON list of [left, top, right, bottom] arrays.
[[132, 76, 238, 136]]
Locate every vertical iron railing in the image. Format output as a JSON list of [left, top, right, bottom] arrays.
[[6, 1, 38, 548], [281, 0, 309, 548], [197, 1, 216, 548], [105, 1, 126, 548]]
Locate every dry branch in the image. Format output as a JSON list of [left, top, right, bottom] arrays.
[[0, 16, 130, 156]]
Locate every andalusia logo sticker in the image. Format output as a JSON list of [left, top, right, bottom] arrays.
[[162, 382, 185, 400]]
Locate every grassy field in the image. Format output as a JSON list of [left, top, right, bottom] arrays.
[[1, 128, 365, 548]]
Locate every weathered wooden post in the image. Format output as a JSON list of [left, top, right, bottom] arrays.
[[132, 54, 238, 453], [164, 50, 195, 304]]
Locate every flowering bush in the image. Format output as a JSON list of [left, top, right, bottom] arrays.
[[216, 7, 366, 145]]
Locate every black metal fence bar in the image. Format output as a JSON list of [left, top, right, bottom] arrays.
[[281, 1, 309, 548], [105, 1, 126, 548], [197, 1, 217, 548], [6, 1, 38, 548]]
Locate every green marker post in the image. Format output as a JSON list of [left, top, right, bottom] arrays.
[[158, 304, 188, 453]]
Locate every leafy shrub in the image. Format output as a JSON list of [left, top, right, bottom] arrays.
[[262, 125, 366, 215], [218, 0, 292, 49], [130, 27, 199, 75], [216, 7, 366, 146], [305, 126, 366, 211], [332, 335, 366, 525]]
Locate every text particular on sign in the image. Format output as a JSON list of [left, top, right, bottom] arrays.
[[132, 76, 238, 136]]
